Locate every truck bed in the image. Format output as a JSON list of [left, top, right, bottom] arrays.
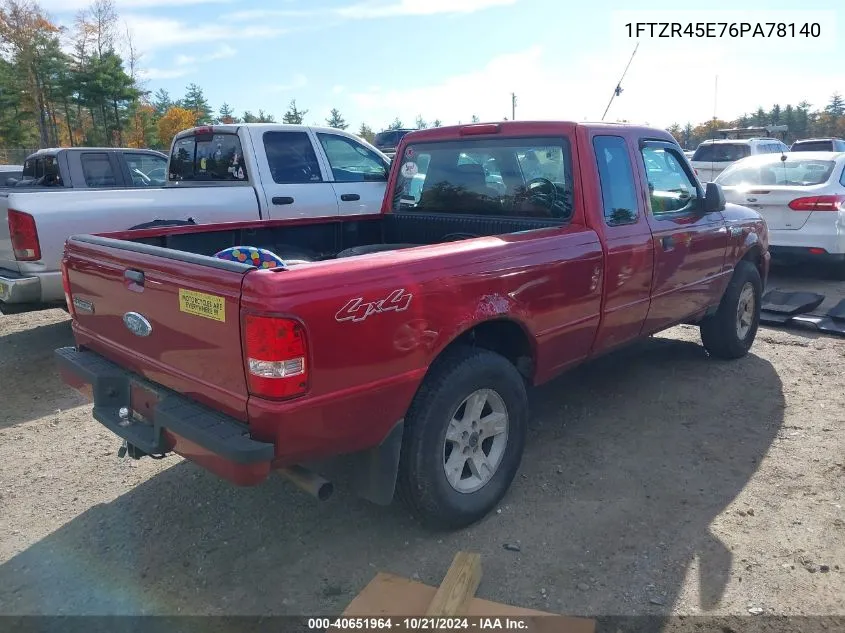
[[106, 212, 563, 263]]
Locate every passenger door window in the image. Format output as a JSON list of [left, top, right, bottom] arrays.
[[593, 135, 638, 226], [263, 131, 323, 184], [640, 146, 699, 216], [80, 153, 117, 187], [125, 153, 168, 186], [317, 133, 388, 182]]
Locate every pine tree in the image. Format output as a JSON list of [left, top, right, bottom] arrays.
[[152, 89, 172, 117], [387, 117, 403, 130], [358, 122, 374, 143], [217, 102, 238, 124], [326, 108, 348, 129], [414, 114, 427, 129], [181, 83, 212, 124], [825, 93, 844, 117], [282, 99, 307, 124], [471, 114, 480, 123], [432, 119, 442, 128], [256, 109, 275, 123]]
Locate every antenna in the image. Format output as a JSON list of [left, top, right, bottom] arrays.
[[511, 93, 517, 121], [601, 42, 639, 121]]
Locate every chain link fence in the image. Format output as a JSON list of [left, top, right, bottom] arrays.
[[0, 149, 37, 165]]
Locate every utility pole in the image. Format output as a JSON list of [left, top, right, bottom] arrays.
[[511, 93, 517, 121]]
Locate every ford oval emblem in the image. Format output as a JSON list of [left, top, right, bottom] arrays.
[[123, 312, 152, 337]]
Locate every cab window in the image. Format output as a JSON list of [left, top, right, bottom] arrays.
[[640, 146, 699, 215], [594, 136, 638, 226]]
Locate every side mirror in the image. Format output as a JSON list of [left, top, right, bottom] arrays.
[[703, 182, 726, 213]]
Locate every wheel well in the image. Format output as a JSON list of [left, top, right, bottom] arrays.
[[741, 245, 764, 279], [445, 319, 534, 380]]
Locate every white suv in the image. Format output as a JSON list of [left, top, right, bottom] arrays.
[[690, 138, 789, 183]]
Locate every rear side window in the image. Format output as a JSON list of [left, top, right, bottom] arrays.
[[169, 132, 247, 182], [392, 136, 574, 220], [593, 136, 638, 226], [692, 143, 751, 162], [263, 131, 323, 184], [374, 131, 398, 147], [81, 153, 117, 187]]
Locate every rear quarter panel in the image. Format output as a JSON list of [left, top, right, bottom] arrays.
[[241, 228, 603, 460]]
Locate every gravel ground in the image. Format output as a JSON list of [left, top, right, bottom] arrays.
[[1, 279, 843, 619]]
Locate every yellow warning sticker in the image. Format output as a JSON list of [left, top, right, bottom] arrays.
[[179, 289, 226, 322]]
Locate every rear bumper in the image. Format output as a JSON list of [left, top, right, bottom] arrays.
[[769, 245, 845, 264], [55, 346, 275, 486], [0, 268, 40, 304]]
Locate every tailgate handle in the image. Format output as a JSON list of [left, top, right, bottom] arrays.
[[124, 270, 145, 286], [272, 196, 295, 206]]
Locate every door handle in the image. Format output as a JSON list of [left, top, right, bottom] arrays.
[[272, 196, 295, 205], [340, 193, 361, 202], [661, 236, 675, 251], [124, 270, 144, 286]]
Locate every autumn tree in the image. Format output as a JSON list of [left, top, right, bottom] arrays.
[[358, 122, 374, 143], [282, 99, 307, 124], [125, 100, 156, 148], [157, 106, 196, 148], [326, 108, 347, 129]]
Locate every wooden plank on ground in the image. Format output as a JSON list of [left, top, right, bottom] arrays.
[[343, 572, 595, 633], [424, 551, 482, 616]]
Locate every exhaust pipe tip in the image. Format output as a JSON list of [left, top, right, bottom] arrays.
[[316, 481, 334, 502], [278, 465, 334, 502]]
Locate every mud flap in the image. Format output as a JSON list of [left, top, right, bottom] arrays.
[[791, 299, 845, 336], [760, 290, 825, 325], [306, 420, 405, 506]]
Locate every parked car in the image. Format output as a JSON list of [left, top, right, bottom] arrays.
[[56, 120, 768, 529], [790, 138, 845, 152], [0, 125, 390, 314], [715, 151, 845, 270], [1, 148, 167, 190], [691, 137, 789, 183], [373, 128, 416, 159]]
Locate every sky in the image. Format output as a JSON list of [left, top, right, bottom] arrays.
[[40, 0, 844, 133]]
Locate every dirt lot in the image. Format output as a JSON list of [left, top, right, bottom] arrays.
[[1, 268, 843, 619]]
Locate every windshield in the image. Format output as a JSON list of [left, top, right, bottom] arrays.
[[716, 158, 836, 187], [392, 136, 573, 220], [168, 132, 248, 182], [692, 143, 751, 162]]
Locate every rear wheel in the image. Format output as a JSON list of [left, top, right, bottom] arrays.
[[700, 261, 762, 359], [397, 347, 528, 530]]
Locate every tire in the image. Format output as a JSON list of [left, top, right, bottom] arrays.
[[397, 347, 528, 530], [700, 261, 762, 360]]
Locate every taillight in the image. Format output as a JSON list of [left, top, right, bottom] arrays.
[[8, 209, 41, 261], [788, 195, 845, 211], [243, 315, 308, 399], [61, 259, 75, 317]]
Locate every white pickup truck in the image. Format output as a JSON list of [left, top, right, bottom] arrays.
[[0, 124, 390, 314]]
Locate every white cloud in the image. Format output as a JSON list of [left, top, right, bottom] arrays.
[[265, 74, 308, 94], [226, 0, 517, 22], [122, 14, 284, 53], [175, 44, 236, 66], [138, 66, 193, 80], [41, 0, 228, 12]]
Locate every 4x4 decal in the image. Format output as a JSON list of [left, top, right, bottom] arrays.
[[335, 289, 413, 323]]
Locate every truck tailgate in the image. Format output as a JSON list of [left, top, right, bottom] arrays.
[[64, 235, 254, 420]]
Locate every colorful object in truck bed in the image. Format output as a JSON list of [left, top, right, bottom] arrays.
[[214, 246, 286, 269]]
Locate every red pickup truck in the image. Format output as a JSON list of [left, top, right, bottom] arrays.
[[56, 121, 769, 529]]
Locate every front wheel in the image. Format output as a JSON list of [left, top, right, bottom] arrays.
[[700, 261, 762, 359], [397, 347, 528, 530]]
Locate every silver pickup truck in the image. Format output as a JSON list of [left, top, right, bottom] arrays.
[[0, 125, 391, 314]]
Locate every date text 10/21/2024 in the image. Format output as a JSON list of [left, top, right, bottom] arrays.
[[309, 617, 543, 630]]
